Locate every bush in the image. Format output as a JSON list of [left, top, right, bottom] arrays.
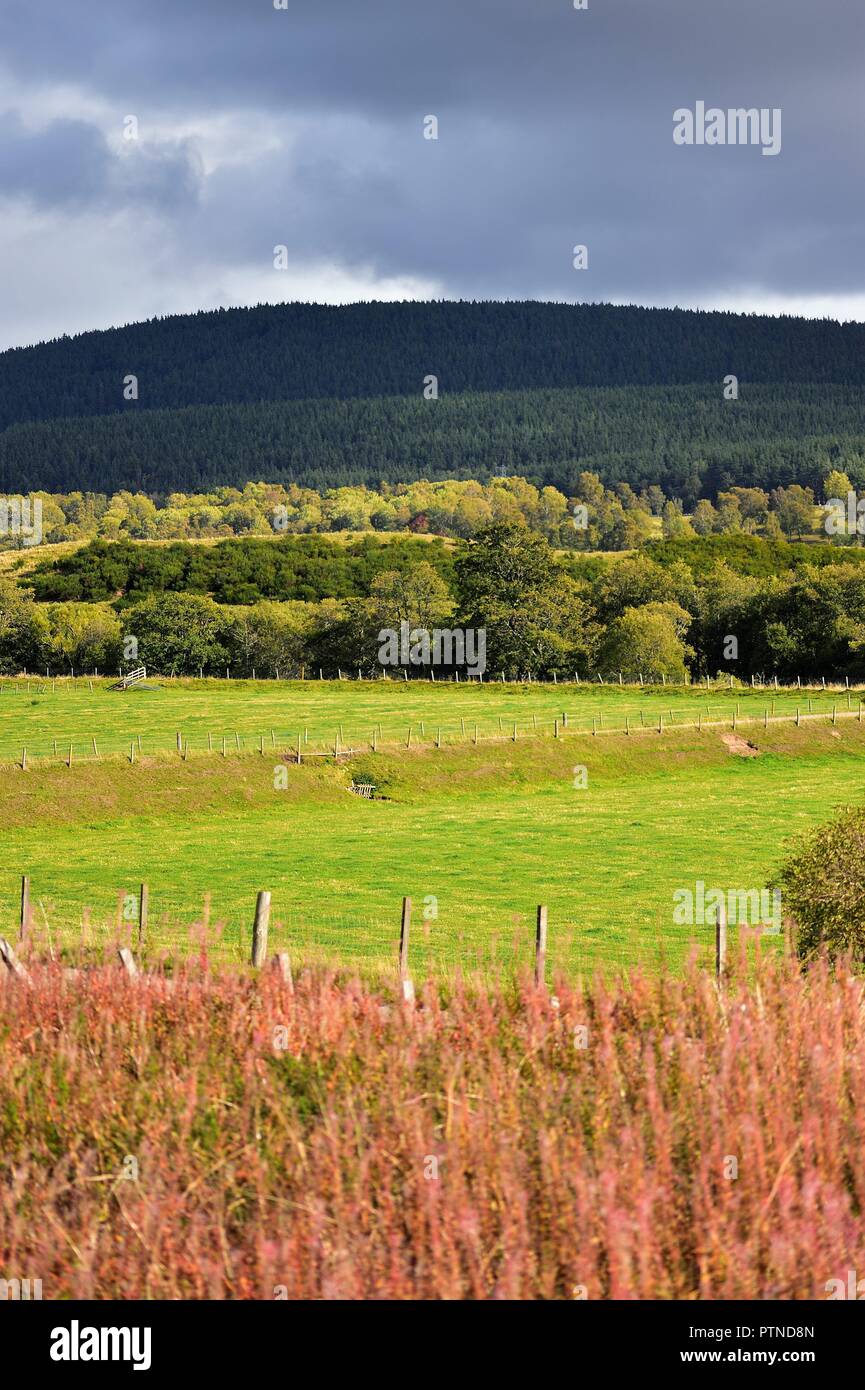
[[779, 804, 865, 959]]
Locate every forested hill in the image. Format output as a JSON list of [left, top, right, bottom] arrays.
[[3, 300, 865, 431], [3, 300, 865, 499], [4, 384, 865, 499]]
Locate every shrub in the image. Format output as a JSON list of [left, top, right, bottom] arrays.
[[779, 804, 865, 959]]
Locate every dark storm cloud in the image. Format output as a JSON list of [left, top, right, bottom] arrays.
[[0, 0, 864, 340], [0, 112, 109, 206], [0, 111, 202, 211]]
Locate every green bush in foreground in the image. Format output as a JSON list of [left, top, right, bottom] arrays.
[[780, 804, 865, 960]]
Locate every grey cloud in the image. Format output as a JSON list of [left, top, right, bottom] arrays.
[[0, 0, 864, 343], [0, 111, 203, 212], [0, 113, 109, 206]]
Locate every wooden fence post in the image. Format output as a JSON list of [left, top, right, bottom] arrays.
[[399, 897, 414, 1001], [399, 896, 411, 979], [0, 936, 30, 982], [715, 901, 728, 981], [251, 891, 271, 968], [138, 883, 149, 948], [118, 947, 138, 978], [19, 875, 30, 940], [535, 905, 548, 988], [272, 952, 294, 991]]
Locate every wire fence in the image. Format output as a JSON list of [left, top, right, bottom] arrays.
[[1, 685, 863, 766]]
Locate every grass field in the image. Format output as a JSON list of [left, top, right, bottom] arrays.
[[0, 674, 858, 762], [2, 678, 864, 978]]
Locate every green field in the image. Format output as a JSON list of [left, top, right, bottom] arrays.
[[0, 674, 859, 763], [2, 679, 864, 979]]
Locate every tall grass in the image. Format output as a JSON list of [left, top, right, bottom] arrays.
[[1, 950, 863, 1299]]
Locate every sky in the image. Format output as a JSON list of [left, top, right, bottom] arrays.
[[0, 0, 863, 350]]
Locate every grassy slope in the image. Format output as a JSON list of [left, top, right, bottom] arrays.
[[2, 702, 864, 978]]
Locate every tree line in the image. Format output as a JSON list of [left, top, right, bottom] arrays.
[[27, 534, 456, 605], [5, 525, 865, 681], [3, 383, 865, 499], [8, 463, 865, 566]]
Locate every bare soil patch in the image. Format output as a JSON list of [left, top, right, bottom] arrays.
[[721, 733, 760, 757]]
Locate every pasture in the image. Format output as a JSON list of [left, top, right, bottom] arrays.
[[0, 673, 857, 762], [1, 677, 864, 978]]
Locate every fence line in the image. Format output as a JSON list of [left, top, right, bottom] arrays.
[[2, 883, 793, 991], [2, 698, 863, 769], [0, 670, 863, 690]]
